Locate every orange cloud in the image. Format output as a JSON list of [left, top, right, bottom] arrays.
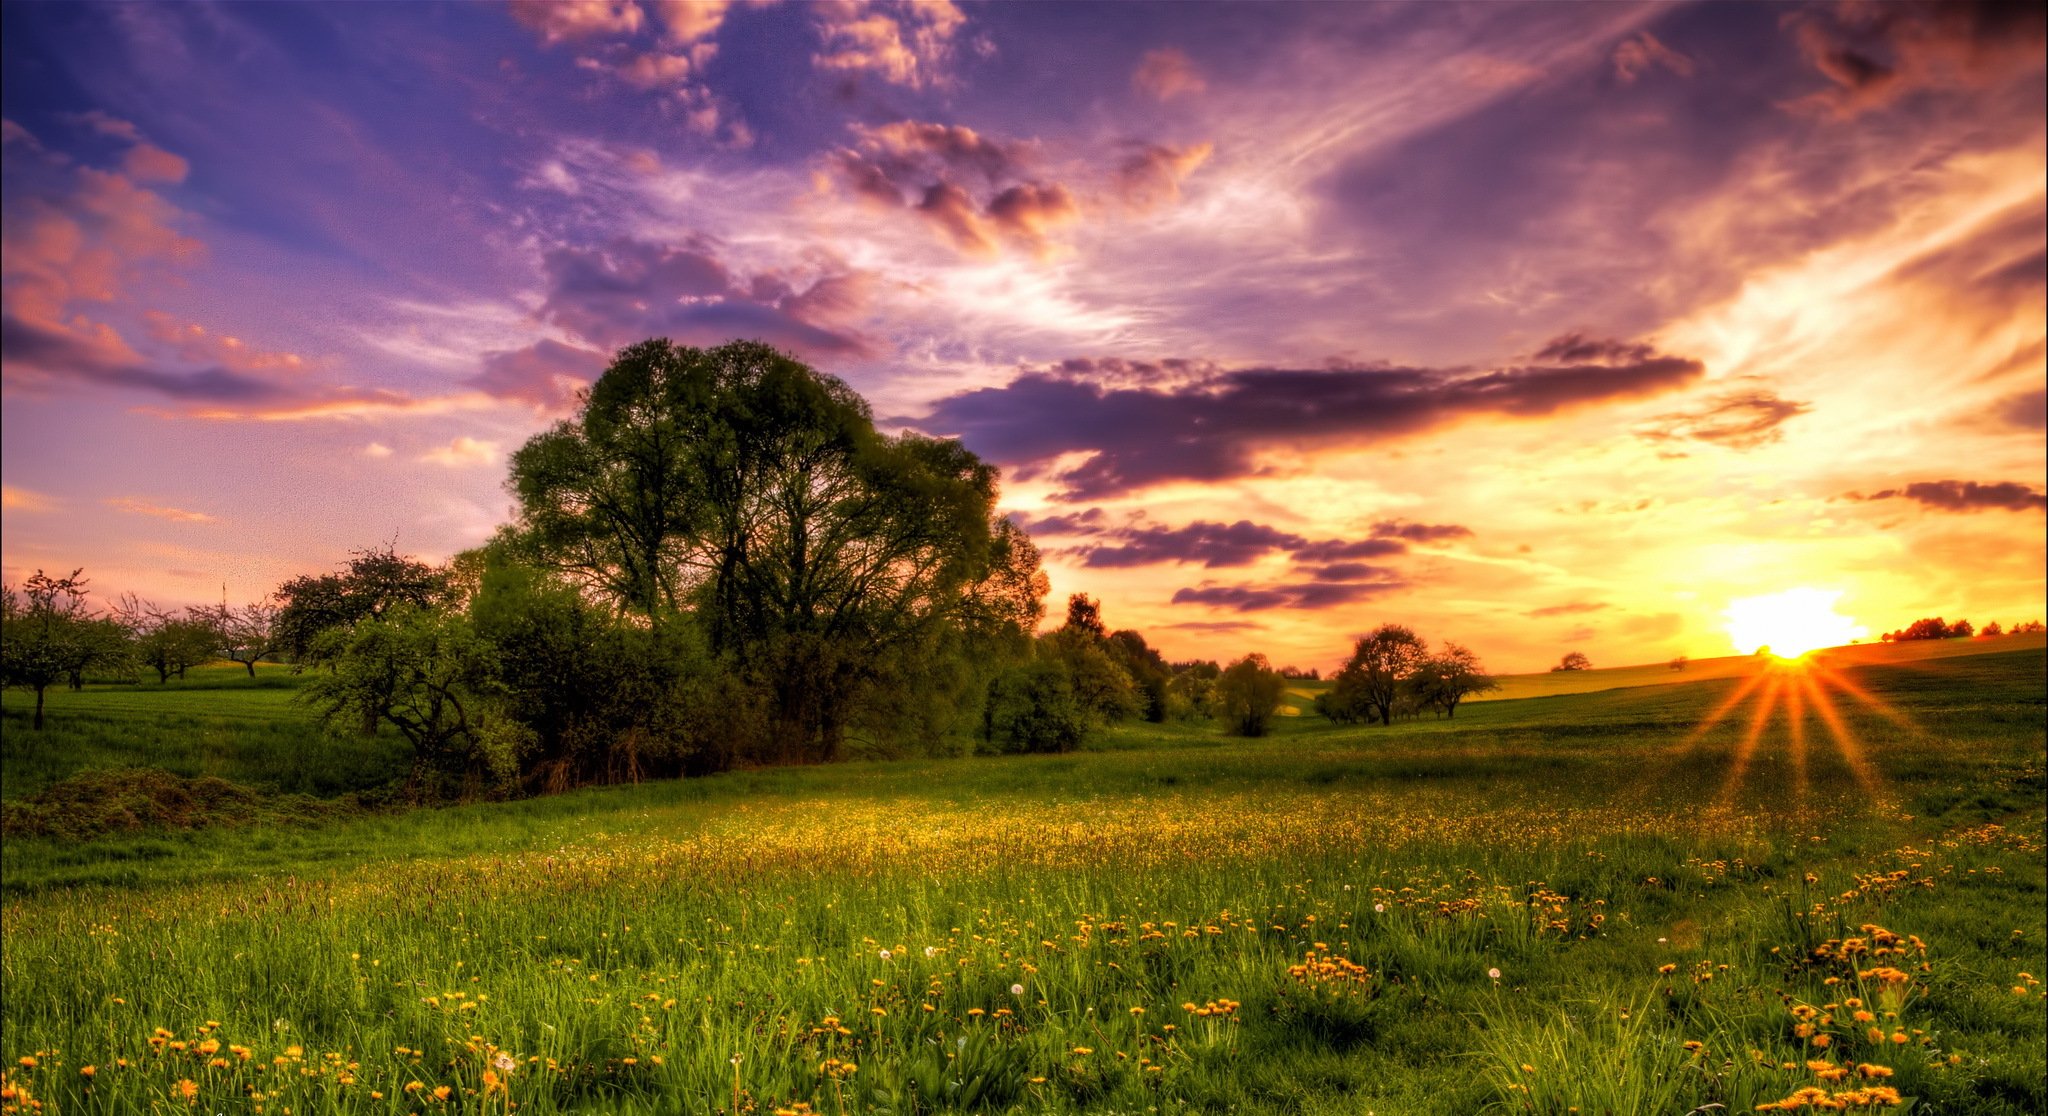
[[419, 436, 502, 467], [1, 485, 58, 513], [509, 0, 644, 45], [1116, 141, 1212, 212], [1133, 48, 1206, 100], [104, 497, 216, 523], [812, 0, 965, 89]]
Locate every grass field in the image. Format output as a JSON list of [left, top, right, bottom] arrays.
[[2, 642, 2043, 1114]]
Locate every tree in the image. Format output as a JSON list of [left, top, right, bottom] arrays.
[[113, 594, 217, 683], [1551, 651, 1592, 672], [1340, 624, 1429, 727], [1063, 594, 1107, 641], [507, 339, 1038, 763], [1216, 652, 1285, 737], [2014, 620, 2045, 634], [1409, 642, 1498, 719], [1106, 629, 1171, 723], [1981, 621, 2004, 637], [299, 605, 523, 800], [203, 597, 281, 676], [1668, 655, 1689, 671], [1167, 659, 1221, 720], [1947, 618, 1974, 639], [983, 658, 1088, 753], [2, 570, 118, 729], [274, 546, 453, 664]]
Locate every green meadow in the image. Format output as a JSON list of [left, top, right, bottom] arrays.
[[2, 641, 2044, 1114]]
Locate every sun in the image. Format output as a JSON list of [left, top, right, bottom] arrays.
[[1723, 587, 1868, 659]]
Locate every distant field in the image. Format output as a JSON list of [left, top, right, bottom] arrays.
[[1, 644, 2042, 1114], [1471, 630, 2048, 702], [0, 662, 405, 801]]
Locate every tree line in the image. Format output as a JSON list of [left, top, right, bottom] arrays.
[[1879, 617, 2043, 642], [2, 340, 1525, 799]]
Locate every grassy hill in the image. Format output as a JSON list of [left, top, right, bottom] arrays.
[[1, 642, 2042, 1113]]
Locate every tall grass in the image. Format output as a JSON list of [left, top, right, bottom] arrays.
[[1, 650, 2042, 1114]]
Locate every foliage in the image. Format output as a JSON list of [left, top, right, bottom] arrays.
[[299, 605, 520, 799], [1, 570, 121, 729], [506, 340, 1040, 763], [1409, 642, 1498, 719], [1216, 651, 1285, 736], [982, 658, 1089, 753], [112, 594, 218, 684], [274, 546, 454, 663], [1551, 650, 1593, 672], [1338, 624, 1430, 726]]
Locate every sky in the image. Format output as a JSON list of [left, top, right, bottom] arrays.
[[2, 0, 2043, 673]]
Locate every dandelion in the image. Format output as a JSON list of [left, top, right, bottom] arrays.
[[1488, 967, 1502, 980], [1374, 903, 1386, 913], [879, 949, 892, 961], [1011, 983, 1025, 996], [493, 1052, 517, 1073], [924, 946, 937, 958]]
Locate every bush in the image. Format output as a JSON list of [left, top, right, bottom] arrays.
[[983, 660, 1089, 753]]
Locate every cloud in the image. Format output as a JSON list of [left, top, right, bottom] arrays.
[[1133, 47, 1206, 100], [509, 0, 645, 45], [420, 436, 502, 468], [467, 338, 607, 411], [812, 0, 966, 89], [1636, 389, 1811, 450], [122, 144, 190, 185], [1171, 576, 1405, 612], [141, 311, 307, 374], [1, 485, 58, 513], [533, 237, 872, 355], [1996, 388, 2045, 430], [1034, 511, 1422, 569], [985, 181, 1080, 255], [1525, 601, 1608, 618], [104, 497, 215, 523], [1073, 520, 1309, 568], [1849, 479, 2047, 512], [1784, 0, 2047, 118], [1367, 520, 1474, 542], [824, 121, 1077, 256], [918, 336, 1705, 499], [1292, 537, 1409, 561], [1116, 142, 1212, 212], [361, 442, 394, 459], [648, 0, 729, 44], [1610, 31, 1693, 84]]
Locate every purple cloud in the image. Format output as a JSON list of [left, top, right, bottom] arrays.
[[1850, 479, 2047, 512], [918, 338, 1704, 499]]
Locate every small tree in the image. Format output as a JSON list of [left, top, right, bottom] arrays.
[[1216, 652, 1285, 737], [204, 597, 281, 676], [1946, 618, 1974, 639], [1668, 654, 1688, 671], [299, 605, 516, 799], [113, 594, 218, 683], [983, 658, 1089, 753], [1340, 624, 1429, 727], [2, 570, 118, 729], [1551, 651, 1592, 672], [1981, 621, 2003, 637], [1410, 642, 1498, 719]]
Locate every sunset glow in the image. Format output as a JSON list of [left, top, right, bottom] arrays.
[[1723, 588, 1869, 660], [1, 2, 2042, 670]]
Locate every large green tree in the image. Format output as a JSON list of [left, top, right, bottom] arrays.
[[506, 339, 1043, 763]]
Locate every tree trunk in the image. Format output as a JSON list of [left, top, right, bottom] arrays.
[[33, 685, 46, 730], [245, 658, 258, 677]]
